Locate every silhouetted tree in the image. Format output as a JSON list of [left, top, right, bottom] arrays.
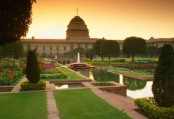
[[93, 39, 105, 61], [101, 40, 120, 61], [0, 0, 36, 46], [26, 50, 40, 84], [1, 40, 23, 58], [147, 46, 159, 57], [123, 37, 147, 61], [152, 44, 174, 107]]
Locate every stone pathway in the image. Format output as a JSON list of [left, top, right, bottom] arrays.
[[11, 77, 27, 93], [47, 90, 60, 119], [91, 88, 148, 119]]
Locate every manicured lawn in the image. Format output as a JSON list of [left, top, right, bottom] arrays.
[[104, 67, 153, 77], [123, 71, 153, 77], [60, 67, 85, 80], [93, 57, 158, 62], [0, 92, 47, 119], [54, 88, 131, 119]]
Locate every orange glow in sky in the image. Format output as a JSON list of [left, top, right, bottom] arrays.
[[26, 0, 174, 40]]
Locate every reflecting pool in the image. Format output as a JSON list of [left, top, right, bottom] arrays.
[[74, 68, 153, 99], [55, 83, 82, 89]]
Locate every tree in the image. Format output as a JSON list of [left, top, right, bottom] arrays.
[[26, 50, 40, 84], [152, 44, 174, 107], [147, 46, 159, 57], [85, 49, 93, 61], [73, 47, 85, 55], [1, 40, 24, 58], [0, 0, 36, 46], [101, 40, 120, 61], [123, 37, 147, 61], [93, 39, 105, 61]]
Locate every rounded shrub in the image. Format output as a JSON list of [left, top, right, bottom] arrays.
[[26, 50, 40, 84], [20, 81, 46, 91]]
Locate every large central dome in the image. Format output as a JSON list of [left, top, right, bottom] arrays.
[[66, 16, 89, 40]]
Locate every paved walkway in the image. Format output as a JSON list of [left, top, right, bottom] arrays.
[[91, 88, 148, 119], [47, 91, 60, 119], [11, 77, 27, 93]]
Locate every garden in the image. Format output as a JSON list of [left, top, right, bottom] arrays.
[[0, 58, 25, 86]]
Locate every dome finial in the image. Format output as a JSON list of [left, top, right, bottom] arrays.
[[76, 7, 79, 16]]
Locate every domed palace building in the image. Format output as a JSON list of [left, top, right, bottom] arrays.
[[22, 16, 174, 57], [22, 16, 100, 57]]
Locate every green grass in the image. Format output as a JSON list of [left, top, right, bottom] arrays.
[[60, 67, 85, 80], [123, 71, 153, 77], [54, 88, 131, 119], [104, 67, 153, 77], [41, 67, 85, 81], [92, 57, 158, 62], [0, 92, 47, 119]]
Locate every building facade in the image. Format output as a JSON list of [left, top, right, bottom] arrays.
[[22, 16, 174, 57]]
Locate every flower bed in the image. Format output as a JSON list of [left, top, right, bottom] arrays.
[[43, 62, 55, 69], [134, 97, 174, 119], [0, 59, 24, 86], [40, 67, 67, 79]]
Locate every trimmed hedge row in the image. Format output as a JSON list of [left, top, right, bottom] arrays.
[[134, 97, 174, 119], [93, 82, 112, 86], [20, 81, 46, 91], [40, 73, 67, 79]]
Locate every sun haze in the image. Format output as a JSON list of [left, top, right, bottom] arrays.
[[26, 0, 174, 40]]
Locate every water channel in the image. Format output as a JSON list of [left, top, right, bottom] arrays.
[[74, 68, 153, 99]]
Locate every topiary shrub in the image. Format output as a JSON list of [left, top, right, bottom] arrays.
[[20, 81, 46, 91], [152, 44, 174, 107], [26, 50, 40, 84]]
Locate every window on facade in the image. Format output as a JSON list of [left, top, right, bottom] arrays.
[[35, 46, 38, 50], [50, 46, 52, 51], [64, 46, 66, 51], [71, 44, 73, 51], [27, 44, 31, 50], [57, 46, 59, 51], [43, 46, 45, 50]]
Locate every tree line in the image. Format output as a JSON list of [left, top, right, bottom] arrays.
[[92, 37, 161, 61]]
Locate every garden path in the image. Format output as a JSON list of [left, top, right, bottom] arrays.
[[47, 90, 60, 119], [11, 77, 27, 93], [91, 88, 148, 119]]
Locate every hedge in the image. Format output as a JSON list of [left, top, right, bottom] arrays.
[[40, 73, 67, 79], [134, 97, 174, 119], [20, 81, 46, 91]]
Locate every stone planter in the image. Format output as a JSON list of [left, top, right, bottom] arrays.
[[82, 81, 127, 96], [0, 86, 14, 92]]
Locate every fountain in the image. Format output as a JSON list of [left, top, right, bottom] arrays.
[[77, 52, 80, 63], [68, 52, 94, 69], [54, 55, 57, 59]]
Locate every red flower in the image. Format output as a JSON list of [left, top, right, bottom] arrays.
[[9, 73, 15, 79]]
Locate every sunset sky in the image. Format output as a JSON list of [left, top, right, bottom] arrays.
[[26, 0, 174, 40]]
